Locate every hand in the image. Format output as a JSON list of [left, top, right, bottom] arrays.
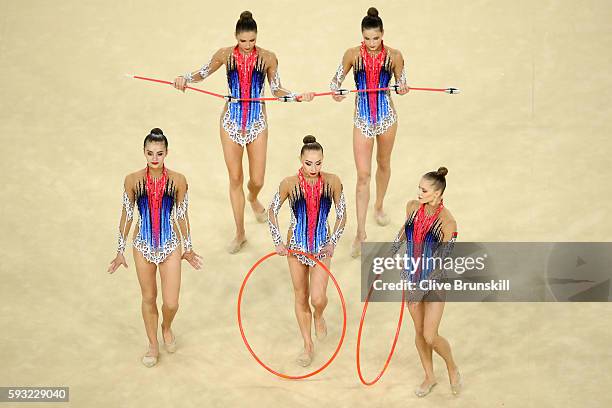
[[182, 250, 204, 270], [396, 83, 409, 95], [298, 92, 315, 102], [107, 253, 128, 274], [275, 243, 288, 256], [173, 76, 187, 92], [332, 94, 346, 102], [320, 243, 335, 258]]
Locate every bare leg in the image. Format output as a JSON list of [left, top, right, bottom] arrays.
[[309, 257, 330, 340], [373, 122, 397, 224], [245, 128, 268, 222], [423, 301, 459, 385], [287, 255, 314, 365], [219, 126, 247, 252], [133, 248, 159, 360], [352, 126, 375, 256], [159, 247, 181, 350], [407, 301, 436, 389]]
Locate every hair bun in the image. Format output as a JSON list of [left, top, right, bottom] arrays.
[[436, 166, 448, 177], [303, 135, 317, 144], [367, 7, 379, 17], [150, 127, 164, 135], [240, 11, 253, 20]]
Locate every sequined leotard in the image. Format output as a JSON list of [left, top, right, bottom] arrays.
[[330, 42, 407, 138], [116, 167, 193, 265], [268, 171, 347, 266], [183, 46, 297, 146], [392, 200, 457, 302]]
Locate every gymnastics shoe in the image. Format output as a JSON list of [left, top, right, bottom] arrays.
[[255, 209, 268, 223], [350, 241, 361, 258], [314, 316, 327, 341], [450, 370, 463, 395], [374, 211, 390, 226], [163, 329, 177, 353], [296, 349, 314, 367], [142, 344, 159, 368], [414, 381, 437, 398], [227, 238, 247, 254]]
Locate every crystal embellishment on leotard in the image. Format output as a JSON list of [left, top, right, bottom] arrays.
[[353, 41, 397, 138], [224, 46, 267, 146], [132, 167, 180, 265], [175, 192, 189, 220], [268, 191, 283, 246], [184, 59, 212, 83], [117, 231, 127, 254], [328, 191, 346, 247], [329, 63, 345, 91]]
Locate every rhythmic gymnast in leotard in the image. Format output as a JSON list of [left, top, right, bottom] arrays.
[[107, 128, 203, 368], [392, 167, 462, 397], [173, 11, 314, 254], [329, 7, 409, 258], [267, 136, 346, 367]]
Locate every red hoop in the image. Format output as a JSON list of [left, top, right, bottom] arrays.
[[237, 249, 347, 380], [356, 275, 405, 386]]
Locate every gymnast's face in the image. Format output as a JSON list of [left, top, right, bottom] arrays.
[[236, 31, 257, 53], [300, 150, 323, 178], [417, 178, 442, 205], [362, 28, 384, 52], [144, 142, 167, 170]]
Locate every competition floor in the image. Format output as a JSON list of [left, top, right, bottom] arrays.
[[2, 1, 611, 406]]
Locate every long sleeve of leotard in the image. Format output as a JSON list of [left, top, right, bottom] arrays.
[[182, 48, 225, 83], [174, 175, 193, 252], [392, 50, 407, 88], [328, 178, 347, 247], [267, 179, 289, 246], [266, 53, 297, 99], [117, 176, 135, 254], [329, 49, 353, 91]]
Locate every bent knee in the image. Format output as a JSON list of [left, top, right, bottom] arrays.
[[423, 333, 438, 346]]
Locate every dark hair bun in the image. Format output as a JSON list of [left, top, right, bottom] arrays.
[[437, 166, 448, 177], [150, 127, 164, 135], [303, 135, 317, 144], [240, 11, 253, 20], [367, 7, 379, 17]]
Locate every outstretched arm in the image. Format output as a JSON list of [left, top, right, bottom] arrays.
[[108, 176, 135, 273], [173, 48, 225, 91], [175, 175, 203, 269], [267, 179, 290, 254]]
